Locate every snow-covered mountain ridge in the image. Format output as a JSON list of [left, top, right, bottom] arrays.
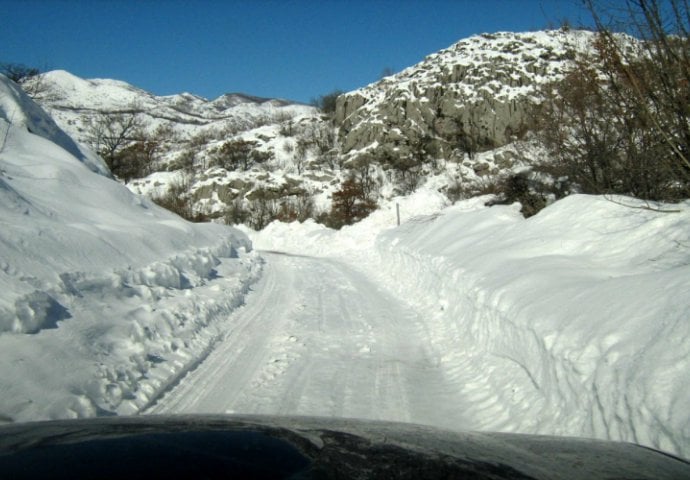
[[35, 69, 301, 126], [27, 69, 337, 227]]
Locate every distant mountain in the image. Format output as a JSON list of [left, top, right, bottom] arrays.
[[27, 69, 334, 227], [31, 69, 313, 143]]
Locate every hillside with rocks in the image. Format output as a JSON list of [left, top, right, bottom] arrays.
[[24, 28, 642, 226], [3, 21, 690, 461], [336, 29, 595, 158], [25, 70, 338, 227]]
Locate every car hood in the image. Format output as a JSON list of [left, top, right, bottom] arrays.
[[0, 414, 688, 479]]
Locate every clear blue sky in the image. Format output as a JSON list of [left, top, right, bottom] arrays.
[[1, 0, 594, 103]]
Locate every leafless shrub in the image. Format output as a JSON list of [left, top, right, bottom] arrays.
[[536, 0, 690, 202]]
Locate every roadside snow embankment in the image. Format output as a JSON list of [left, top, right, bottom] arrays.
[[371, 195, 690, 458], [0, 76, 262, 421]]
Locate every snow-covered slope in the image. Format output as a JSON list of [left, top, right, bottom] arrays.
[[2, 46, 689, 462], [22, 30, 644, 229], [27, 70, 337, 223], [0, 74, 108, 176], [32, 69, 309, 140], [25, 31, 617, 227], [371, 196, 690, 458], [335, 29, 598, 156], [0, 75, 261, 420], [252, 192, 690, 460]]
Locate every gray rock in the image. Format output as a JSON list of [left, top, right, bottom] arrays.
[[334, 30, 596, 162]]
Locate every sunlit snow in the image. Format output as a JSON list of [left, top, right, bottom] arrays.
[[0, 72, 689, 462]]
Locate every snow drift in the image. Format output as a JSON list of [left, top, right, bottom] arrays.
[[253, 193, 690, 459], [0, 73, 109, 176], [0, 74, 261, 420], [372, 195, 690, 458]]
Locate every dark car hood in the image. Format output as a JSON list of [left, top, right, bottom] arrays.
[[0, 414, 687, 479]]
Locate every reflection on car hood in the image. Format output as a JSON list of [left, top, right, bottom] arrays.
[[0, 414, 688, 479]]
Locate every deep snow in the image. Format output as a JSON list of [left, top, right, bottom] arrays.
[[252, 192, 690, 459], [1, 73, 689, 462], [0, 75, 261, 420]]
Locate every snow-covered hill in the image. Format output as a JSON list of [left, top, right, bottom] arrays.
[[25, 29, 625, 228], [335, 29, 597, 157], [26, 70, 337, 225], [32, 69, 309, 141], [0, 74, 261, 420]]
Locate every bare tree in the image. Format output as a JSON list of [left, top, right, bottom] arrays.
[[151, 174, 197, 221], [87, 107, 144, 178], [535, 59, 627, 194], [534, 1, 690, 202], [327, 177, 377, 228], [311, 90, 343, 116], [294, 138, 309, 175], [0, 63, 39, 83], [583, 0, 690, 199], [213, 139, 257, 171], [0, 63, 50, 100], [348, 153, 379, 200]]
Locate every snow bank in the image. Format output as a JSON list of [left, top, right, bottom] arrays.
[[370, 195, 690, 458], [0, 76, 261, 421], [251, 188, 450, 254], [0, 73, 109, 176], [252, 191, 690, 459]]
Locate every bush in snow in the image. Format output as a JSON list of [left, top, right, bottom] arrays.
[[212, 139, 257, 171], [487, 172, 547, 218], [151, 175, 207, 222], [536, 2, 690, 202], [311, 89, 343, 116], [212, 139, 270, 172], [112, 140, 158, 182], [323, 177, 377, 229]]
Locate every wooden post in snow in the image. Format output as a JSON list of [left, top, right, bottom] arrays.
[[396, 203, 400, 226]]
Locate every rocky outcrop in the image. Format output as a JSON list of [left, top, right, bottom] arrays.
[[335, 30, 595, 159]]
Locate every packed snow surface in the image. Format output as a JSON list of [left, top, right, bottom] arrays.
[[1, 74, 689, 462]]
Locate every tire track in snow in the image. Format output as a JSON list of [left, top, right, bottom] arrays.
[[147, 251, 472, 429], [145, 255, 291, 413]]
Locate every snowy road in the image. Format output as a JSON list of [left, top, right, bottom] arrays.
[[147, 251, 469, 428]]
